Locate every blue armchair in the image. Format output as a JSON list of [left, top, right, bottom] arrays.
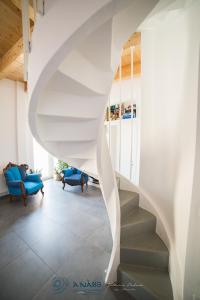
[[3, 162, 44, 206], [61, 167, 88, 192]]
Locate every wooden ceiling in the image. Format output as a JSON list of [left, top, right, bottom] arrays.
[[0, 0, 33, 82], [114, 32, 141, 80], [0, 0, 22, 56], [0, 2, 140, 84]]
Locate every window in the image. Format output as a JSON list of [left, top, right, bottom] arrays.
[[33, 139, 54, 179]]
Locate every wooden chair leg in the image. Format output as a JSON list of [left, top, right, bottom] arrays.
[[20, 181, 27, 206], [62, 182, 65, 190], [81, 182, 84, 192], [41, 188, 44, 197], [23, 196, 27, 207]]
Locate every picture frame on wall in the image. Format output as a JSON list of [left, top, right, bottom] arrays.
[[105, 102, 136, 121]]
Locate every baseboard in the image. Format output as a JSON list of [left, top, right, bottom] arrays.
[[0, 191, 8, 199]]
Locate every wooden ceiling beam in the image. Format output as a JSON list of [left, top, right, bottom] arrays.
[[121, 46, 141, 67], [11, 0, 35, 21], [122, 45, 140, 57], [0, 72, 5, 80], [1, 62, 24, 82], [0, 21, 34, 82], [0, 0, 23, 57], [123, 32, 141, 49], [0, 36, 24, 82], [0, 0, 22, 18], [0, 1, 35, 82], [114, 62, 141, 81], [0, 37, 23, 71], [114, 32, 141, 81]]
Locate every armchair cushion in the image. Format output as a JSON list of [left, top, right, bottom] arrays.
[[9, 187, 24, 196], [11, 166, 22, 180], [19, 166, 27, 181], [64, 174, 82, 186], [25, 173, 42, 183], [62, 168, 73, 177], [5, 167, 22, 182], [24, 182, 43, 195], [7, 180, 23, 196], [4, 170, 15, 182], [8, 180, 22, 188], [71, 168, 81, 174]]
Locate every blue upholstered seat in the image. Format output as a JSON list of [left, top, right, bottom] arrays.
[[24, 181, 43, 195], [3, 163, 44, 206], [5, 166, 21, 181], [62, 167, 88, 192]]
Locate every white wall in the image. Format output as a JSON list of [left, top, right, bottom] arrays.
[[0, 80, 34, 195], [106, 119, 139, 183], [16, 82, 34, 166], [140, 1, 200, 299], [110, 77, 141, 105], [0, 80, 18, 194], [33, 139, 55, 179], [183, 48, 200, 300]]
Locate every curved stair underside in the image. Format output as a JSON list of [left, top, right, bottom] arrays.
[[28, 0, 173, 298]]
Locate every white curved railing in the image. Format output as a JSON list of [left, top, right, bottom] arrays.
[[97, 121, 120, 283], [28, 0, 158, 285]]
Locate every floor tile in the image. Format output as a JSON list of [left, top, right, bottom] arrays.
[[0, 180, 113, 300], [0, 231, 29, 269], [12, 214, 66, 247], [64, 209, 106, 240], [86, 223, 113, 253], [58, 242, 111, 281], [31, 230, 81, 272], [0, 249, 53, 300]]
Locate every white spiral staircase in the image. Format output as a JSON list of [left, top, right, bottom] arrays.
[[28, 0, 159, 289]]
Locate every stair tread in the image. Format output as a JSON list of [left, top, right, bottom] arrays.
[[121, 207, 155, 227], [119, 263, 173, 300], [121, 232, 168, 254], [119, 190, 139, 207]]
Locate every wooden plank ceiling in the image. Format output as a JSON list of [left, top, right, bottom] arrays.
[[0, 0, 33, 82], [0, 1, 140, 83], [114, 32, 141, 81]]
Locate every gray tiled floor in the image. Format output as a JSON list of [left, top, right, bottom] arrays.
[[0, 180, 129, 300]]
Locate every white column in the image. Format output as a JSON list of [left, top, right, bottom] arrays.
[[108, 94, 111, 150], [119, 53, 122, 173], [16, 82, 34, 167], [22, 0, 31, 81], [130, 46, 134, 180]]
